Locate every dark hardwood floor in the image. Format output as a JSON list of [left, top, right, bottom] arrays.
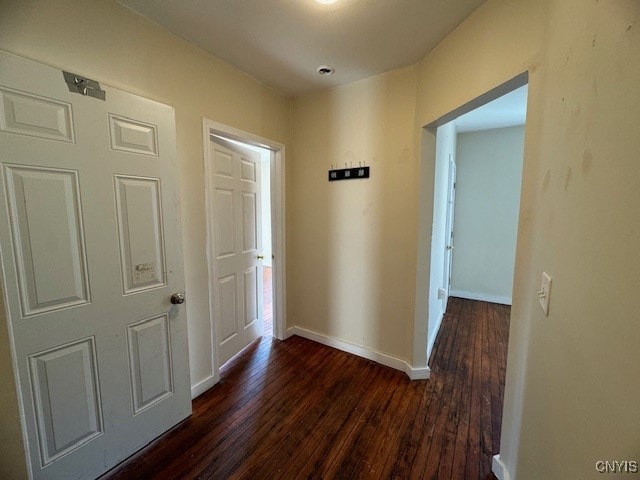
[[102, 297, 510, 479]]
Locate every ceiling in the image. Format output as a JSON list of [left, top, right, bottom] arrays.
[[118, 0, 485, 97], [455, 85, 528, 133]]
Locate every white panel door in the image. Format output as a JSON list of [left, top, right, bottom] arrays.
[[0, 51, 191, 479], [209, 136, 263, 366], [443, 156, 457, 308]]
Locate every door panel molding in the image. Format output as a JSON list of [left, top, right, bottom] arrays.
[[113, 174, 167, 295], [3, 164, 91, 317], [217, 273, 238, 344], [0, 87, 75, 143], [126, 314, 174, 415], [241, 192, 258, 252], [108, 114, 158, 156], [243, 266, 259, 328], [27, 336, 103, 467]]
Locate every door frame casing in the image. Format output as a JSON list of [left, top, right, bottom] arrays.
[[202, 118, 287, 389]]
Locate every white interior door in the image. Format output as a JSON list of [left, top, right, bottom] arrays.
[[209, 136, 264, 366], [0, 51, 191, 479], [443, 156, 457, 308]]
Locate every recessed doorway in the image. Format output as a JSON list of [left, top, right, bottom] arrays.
[[202, 119, 287, 385], [424, 81, 528, 361]]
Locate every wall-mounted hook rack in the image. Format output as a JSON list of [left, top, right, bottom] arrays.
[[328, 166, 370, 181]]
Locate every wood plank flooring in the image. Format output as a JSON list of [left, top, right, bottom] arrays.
[[102, 297, 510, 479]]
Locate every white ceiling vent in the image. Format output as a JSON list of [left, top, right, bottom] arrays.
[[317, 65, 335, 76]]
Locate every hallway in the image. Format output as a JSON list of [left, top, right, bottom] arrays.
[[103, 297, 509, 479]]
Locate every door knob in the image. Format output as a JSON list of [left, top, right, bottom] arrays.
[[170, 293, 185, 305], [446, 245, 454, 250], [257, 255, 265, 260]]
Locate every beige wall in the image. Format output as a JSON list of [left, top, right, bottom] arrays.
[[452, 126, 524, 303], [290, 66, 418, 361], [412, 0, 548, 374], [415, 0, 640, 478], [413, 0, 549, 475], [513, 1, 640, 478], [0, 0, 290, 476]]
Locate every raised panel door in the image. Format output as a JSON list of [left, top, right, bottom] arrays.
[[0, 51, 191, 480]]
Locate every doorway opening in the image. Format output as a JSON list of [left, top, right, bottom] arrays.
[[218, 137, 274, 339], [447, 88, 527, 306], [413, 73, 530, 480], [418, 74, 529, 363], [203, 119, 287, 384]]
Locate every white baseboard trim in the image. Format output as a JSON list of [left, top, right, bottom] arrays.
[[450, 290, 512, 305], [405, 363, 430, 380], [289, 326, 430, 380], [427, 310, 444, 360], [492, 454, 511, 480], [190, 373, 218, 399]]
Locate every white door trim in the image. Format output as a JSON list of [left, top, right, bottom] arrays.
[[202, 118, 287, 389], [443, 156, 456, 304]]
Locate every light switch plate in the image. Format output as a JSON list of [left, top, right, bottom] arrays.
[[539, 272, 552, 315]]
